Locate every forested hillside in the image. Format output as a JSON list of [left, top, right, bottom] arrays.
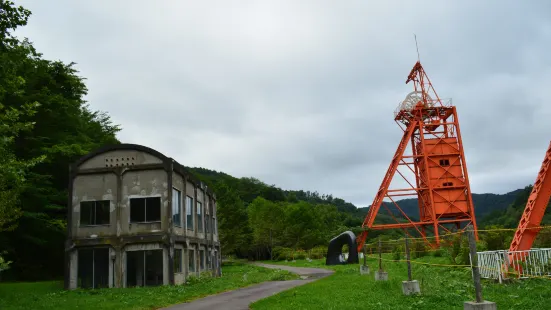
[[0, 2, 120, 280], [188, 167, 544, 260]]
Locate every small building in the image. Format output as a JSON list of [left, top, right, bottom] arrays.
[[64, 144, 221, 289]]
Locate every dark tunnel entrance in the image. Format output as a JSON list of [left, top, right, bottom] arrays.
[[325, 231, 359, 265]]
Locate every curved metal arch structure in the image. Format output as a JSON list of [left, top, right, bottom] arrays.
[[326, 231, 359, 265]]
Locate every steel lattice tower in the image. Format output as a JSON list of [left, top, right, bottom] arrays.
[[356, 61, 478, 252]]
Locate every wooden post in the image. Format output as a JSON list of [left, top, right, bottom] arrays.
[[405, 237, 412, 282], [467, 224, 483, 303], [378, 238, 383, 271]]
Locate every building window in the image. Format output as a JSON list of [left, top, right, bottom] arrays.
[[172, 188, 182, 227], [205, 215, 210, 233], [197, 201, 203, 232], [189, 249, 195, 272], [126, 250, 163, 287], [130, 197, 161, 223], [80, 200, 110, 226], [213, 217, 217, 235], [186, 196, 194, 230], [199, 250, 205, 271], [77, 248, 109, 289], [439, 159, 450, 166], [174, 249, 182, 273]]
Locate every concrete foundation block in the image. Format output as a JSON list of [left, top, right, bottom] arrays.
[[402, 280, 420, 295], [463, 301, 497, 310], [375, 271, 388, 281], [360, 265, 370, 275]]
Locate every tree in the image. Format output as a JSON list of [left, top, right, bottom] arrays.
[[214, 183, 251, 257], [0, 0, 120, 280], [248, 197, 284, 260]]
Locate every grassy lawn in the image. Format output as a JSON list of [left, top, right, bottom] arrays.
[[0, 261, 298, 310], [251, 256, 551, 310]]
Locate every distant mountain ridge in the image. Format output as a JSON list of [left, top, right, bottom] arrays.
[[188, 167, 528, 226]]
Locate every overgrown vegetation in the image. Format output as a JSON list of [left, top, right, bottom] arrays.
[[251, 257, 551, 310], [0, 262, 298, 310]]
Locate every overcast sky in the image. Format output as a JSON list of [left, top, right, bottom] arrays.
[[14, 1, 551, 207]]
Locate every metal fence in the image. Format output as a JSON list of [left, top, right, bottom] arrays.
[[476, 248, 551, 282]]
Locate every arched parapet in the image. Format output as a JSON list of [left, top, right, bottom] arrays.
[[74, 144, 168, 171]]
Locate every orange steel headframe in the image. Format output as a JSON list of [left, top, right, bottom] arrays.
[[509, 140, 551, 253], [356, 61, 477, 252]]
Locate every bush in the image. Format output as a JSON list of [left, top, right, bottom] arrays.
[[309, 246, 328, 259], [271, 246, 292, 261]]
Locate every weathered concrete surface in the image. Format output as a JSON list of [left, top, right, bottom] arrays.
[[161, 263, 334, 310]]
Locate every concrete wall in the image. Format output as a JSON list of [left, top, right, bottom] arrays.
[[68, 145, 221, 289], [71, 174, 118, 238], [122, 169, 168, 234], [79, 150, 163, 170]]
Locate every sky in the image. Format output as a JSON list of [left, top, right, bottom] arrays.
[[13, 0, 551, 208]]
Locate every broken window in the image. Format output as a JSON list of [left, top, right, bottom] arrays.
[[439, 159, 450, 166], [80, 200, 110, 226], [126, 249, 163, 287], [172, 188, 182, 227], [174, 249, 182, 273], [199, 250, 205, 271], [186, 196, 194, 230], [130, 197, 161, 223], [189, 249, 195, 272], [77, 248, 109, 289], [197, 201, 203, 232]]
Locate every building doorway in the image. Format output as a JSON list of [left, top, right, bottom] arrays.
[[77, 248, 109, 289], [126, 249, 164, 287]]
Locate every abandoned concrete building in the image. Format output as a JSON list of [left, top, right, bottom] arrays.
[[64, 144, 221, 289]]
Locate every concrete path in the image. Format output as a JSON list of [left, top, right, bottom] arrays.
[[161, 263, 334, 310]]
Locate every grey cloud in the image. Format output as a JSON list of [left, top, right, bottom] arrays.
[[14, 0, 551, 207]]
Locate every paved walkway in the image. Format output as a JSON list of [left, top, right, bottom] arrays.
[[162, 263, 334, 310]]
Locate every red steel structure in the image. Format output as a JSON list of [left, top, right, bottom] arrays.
[[509, 140, 551, 254], [356, 61, 477, 252]]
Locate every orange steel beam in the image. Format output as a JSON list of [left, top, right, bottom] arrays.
[[509, 140, 551, 254]]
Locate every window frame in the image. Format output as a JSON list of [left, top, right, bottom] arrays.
[[199, 249, 205, 271], [174, 248, 183, 273], [172, 188, 182, 227], [197, 201, 203, 233], [129, 196, 162, 223], [80, 200, 111, 226], [188, 249, 195, 273], [186, 196, 194, 231]]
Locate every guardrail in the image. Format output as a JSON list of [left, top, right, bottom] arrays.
[[476, 248, 551, 282]]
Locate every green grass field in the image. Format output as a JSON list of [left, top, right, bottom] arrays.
[[0, 262, 298, 310], [251, 256, 551, 310]]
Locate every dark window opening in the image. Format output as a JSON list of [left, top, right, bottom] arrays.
[[189, 249, 195, 272], [174, 249, 182, 273], [443, 182, 454, 187], [130, 197, 161, 223], [197, 201, 203, 232], [172, 188, 182, 227], [80, 200, 110, 226], [77, 248, 109, 289], [126, 250, 163, 287], [439, 159, 450, 167], [199, 250, 205, 270], [186, 196, 194, 230]]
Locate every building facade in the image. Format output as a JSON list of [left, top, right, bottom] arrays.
[[64, 144, 221, 289]]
